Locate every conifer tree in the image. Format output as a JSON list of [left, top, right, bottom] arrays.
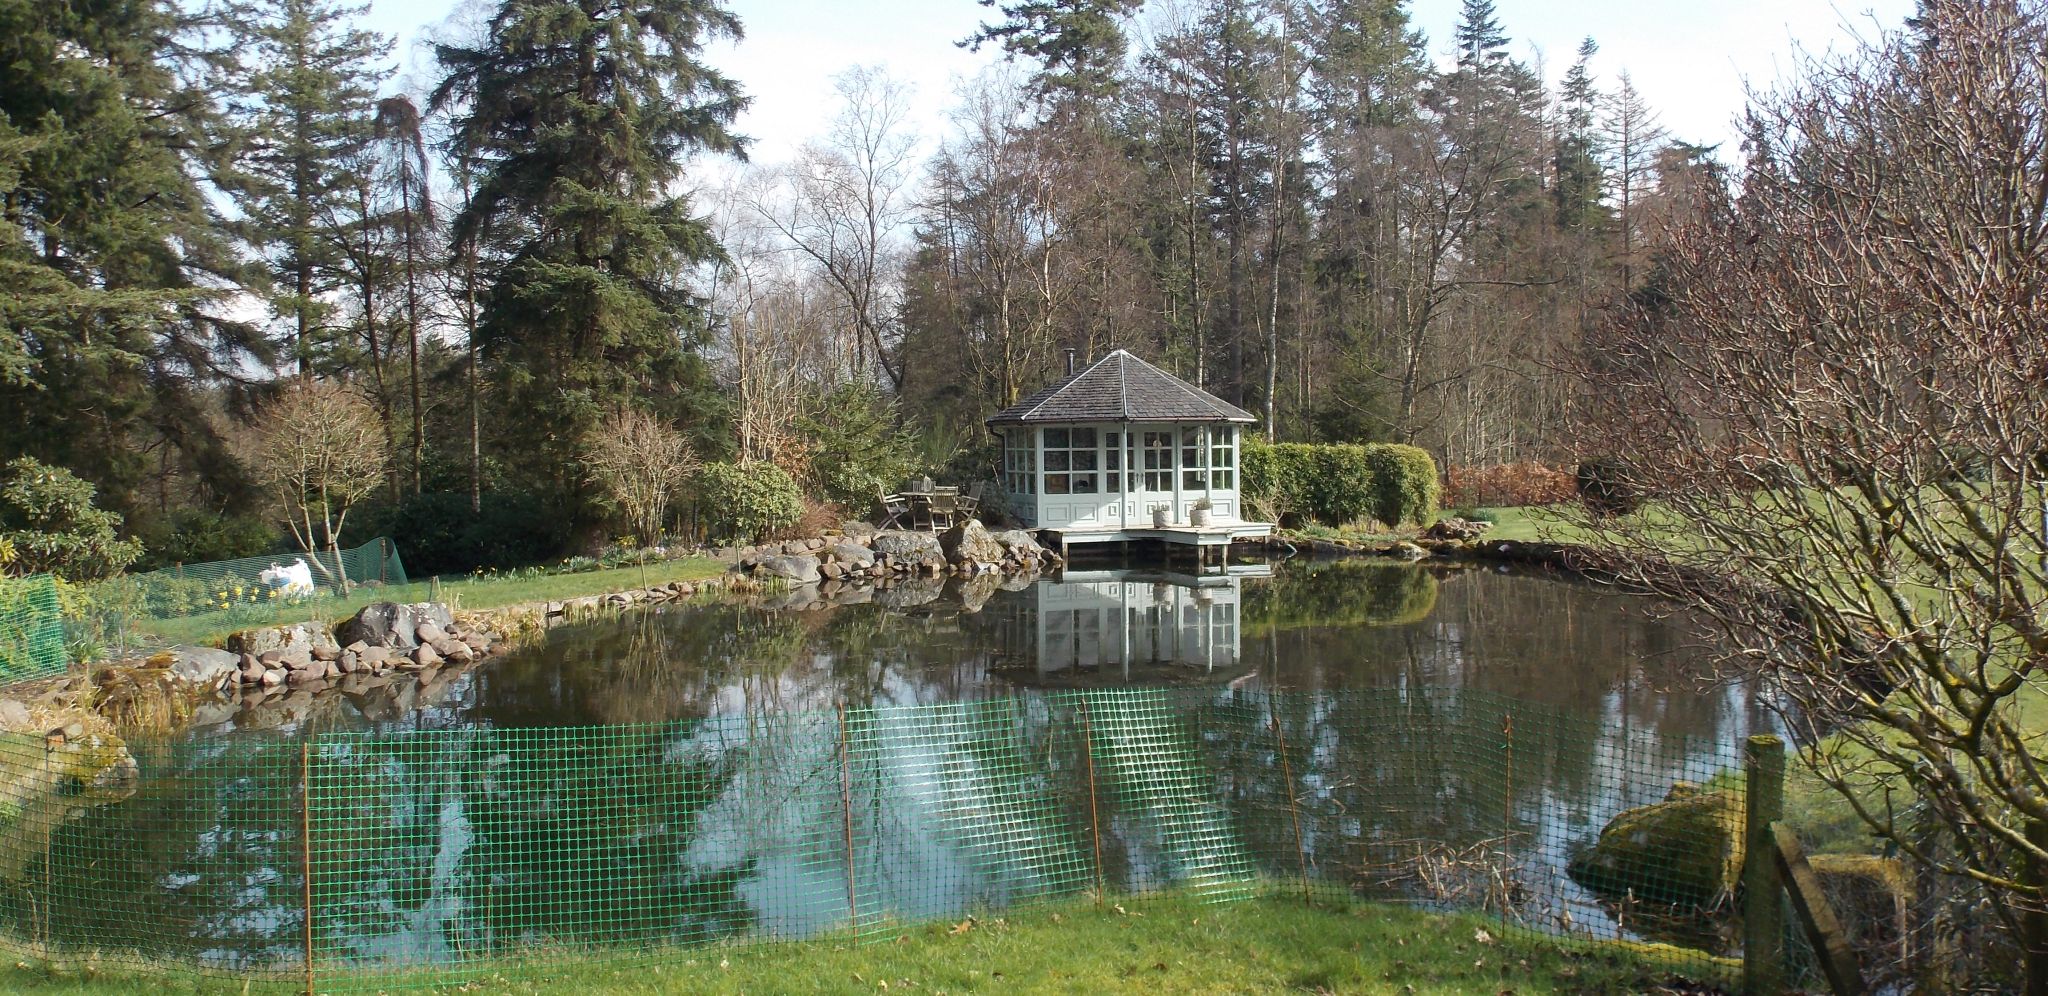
[[0, 0, 267, 519], [1553, 37, 1606, 230], [432, 0, 748, 512], [222, 0, 390, 378]]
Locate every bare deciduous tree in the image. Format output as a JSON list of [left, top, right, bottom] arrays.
[[584, 409, 700, 547], [250, 381, 390, 581], [1580, 1, 2048, 975]]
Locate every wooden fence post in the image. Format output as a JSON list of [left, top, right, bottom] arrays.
[[1771, 822, 1865, 995], [1077, 699, 1105, 907], [1742, 734, 1786, 996], [2026, 819, 2048, 996]]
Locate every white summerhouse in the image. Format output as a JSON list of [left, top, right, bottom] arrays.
[[985, 350, 1274, 555]]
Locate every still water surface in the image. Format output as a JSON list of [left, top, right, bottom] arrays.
[[19, 561, 1770, 973]]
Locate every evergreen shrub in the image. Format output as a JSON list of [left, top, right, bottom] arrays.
[[693, 462, 803, 543], [1244, 441, 1440, 528]]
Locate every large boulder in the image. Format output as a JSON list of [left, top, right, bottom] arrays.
[[1566, 785, 1744, 907], [828, 542, 876, 568], [1423, 517, 1492, 542], [991, 529, 1044, 558], [756, 554, 822, 585], [840, 521, 878, 543], [872, 530, 944, 564], [940, 519, 1006, 566], [163, 647, 239, 686], [224, 622, 340, 660], [335, 602, 455, 650]]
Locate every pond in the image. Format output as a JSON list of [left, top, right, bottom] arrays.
[[5, 560, 1773, 977]]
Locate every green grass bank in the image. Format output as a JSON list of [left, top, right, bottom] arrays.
[[0, 894, 1716, 995]]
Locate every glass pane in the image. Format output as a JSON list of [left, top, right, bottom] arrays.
[[1182, 427, 1202, 446], [1106, 451, 1120, 469], [1073, 474, 1097, 494], [1073, 450, 1097, 470], [1046, 474, 1070, 494], [1073, 428, 1096, 447], [1046, 451, 1070, 471], [1105, 473, 1120, 493], [1145, 431, 1169, 447], [1184, 470, 1207, 489], [1183, 447, 1199, 467], [1212, 447, 1233, 468], [1045, 428, 1069, 448], [1104, 432, 1119, 446]]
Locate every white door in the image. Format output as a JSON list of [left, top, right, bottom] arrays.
[[1139, 428, 1177, 526]]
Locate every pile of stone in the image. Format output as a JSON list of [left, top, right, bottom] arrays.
[[540, 577, 726, 620], [738, 520, 1056, 587], [220, 603, 500, 692]]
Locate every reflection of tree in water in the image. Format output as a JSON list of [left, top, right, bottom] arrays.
[[7, 567, 1758, 971], [18, 735, 303, 972], [1242, 561, 1439, 635]]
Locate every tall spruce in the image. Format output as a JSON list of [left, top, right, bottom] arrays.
[[1553, 37, 1605, 230], [222, 0, 389, 379], [965, 0, 1144, 104], [431, 0, 747, 513], [370, 95, 435, 495], [0, 0, 267, 522]]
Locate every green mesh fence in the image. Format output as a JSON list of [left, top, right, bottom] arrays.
[[0, 688, 1757, 991], [74, 539, 409, 654], [0, 574, 66, 681]]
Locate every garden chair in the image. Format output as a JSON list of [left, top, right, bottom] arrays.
[[875, 484, 910, 530], [926, 494, 958, 531]]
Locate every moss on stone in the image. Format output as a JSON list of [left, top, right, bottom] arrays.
[[1566, 789, 1745, 907]]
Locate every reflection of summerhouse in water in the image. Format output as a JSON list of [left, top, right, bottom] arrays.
[[988, 567, 1271, 685], [985, 350, 1274, 560]]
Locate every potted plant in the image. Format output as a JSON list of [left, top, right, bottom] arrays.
[[1151, 503, 1172, 528], [1189, 496, 1213, 528]]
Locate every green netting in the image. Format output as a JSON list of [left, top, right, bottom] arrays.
[[0, 688, 1758, 991], [0, 574, 66, 681], [70, 539, 409, 655]]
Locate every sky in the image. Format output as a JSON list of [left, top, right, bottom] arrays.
[[362, 0, 1921, 167]]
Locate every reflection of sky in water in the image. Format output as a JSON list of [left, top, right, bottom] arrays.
[[13, 564, 1772, 974]]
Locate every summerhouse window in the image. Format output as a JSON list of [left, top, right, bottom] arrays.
[[1142, 430, 1174, 491], [1104, 431, 1122, 493], [1211, 426, 1236, 489], [1043, 427, 1099, 495], [1181, 427, 1208, 490], [1004, 429, 1036, 495]]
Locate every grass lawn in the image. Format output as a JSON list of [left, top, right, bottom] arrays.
[[127, 557, 729, 648], [0, 893, 1720, 995]]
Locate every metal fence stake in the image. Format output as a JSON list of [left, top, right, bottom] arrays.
[[1078, 699, 1105, 907], [1269, 710, 1311, 904], [837, 699, 858, 930], [300, 741, 316, 996]]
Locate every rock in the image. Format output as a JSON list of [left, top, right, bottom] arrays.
[[412, 643, 442, 667], [755, 554, 822, 585], [0, 699, 30, 732], [165, 646, 239, 686], [872, 530, 945, 564], [781, 540, 811, 556], [940, 519, 1006, 565], [1423, 517, 1493, 542], [990, 529, 1044, 557], [824, 542, 873, 569], [416, 622, 449, 645], [840, 520, 878, 543], [358, 645, 392, 664], [224, 622, 341, 660], [336, 603, 420, 649], [239, 661, 264, 684], [259, 669, 284, 688], [1566, 787, 1744, 907], [819, 561, 846, 580], [1389, 542, 1429, 562], [276, 645, 314, 669]]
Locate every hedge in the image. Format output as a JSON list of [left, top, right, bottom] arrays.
[[1243, 441, 1440, 528]]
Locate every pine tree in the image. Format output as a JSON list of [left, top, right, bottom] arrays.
[[432, 0, 747, 513], [965, 0, 1144, 105], [1453, 0, 1508, 70], [1553, 37, 1605, 230], [0, 0, 268, 521], [222, 0, 390, 378]]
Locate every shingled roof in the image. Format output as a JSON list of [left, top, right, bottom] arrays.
[[985, 349, 1257, 427]]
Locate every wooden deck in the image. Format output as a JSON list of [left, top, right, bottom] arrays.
[[1043, 521, 1274, 565]]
